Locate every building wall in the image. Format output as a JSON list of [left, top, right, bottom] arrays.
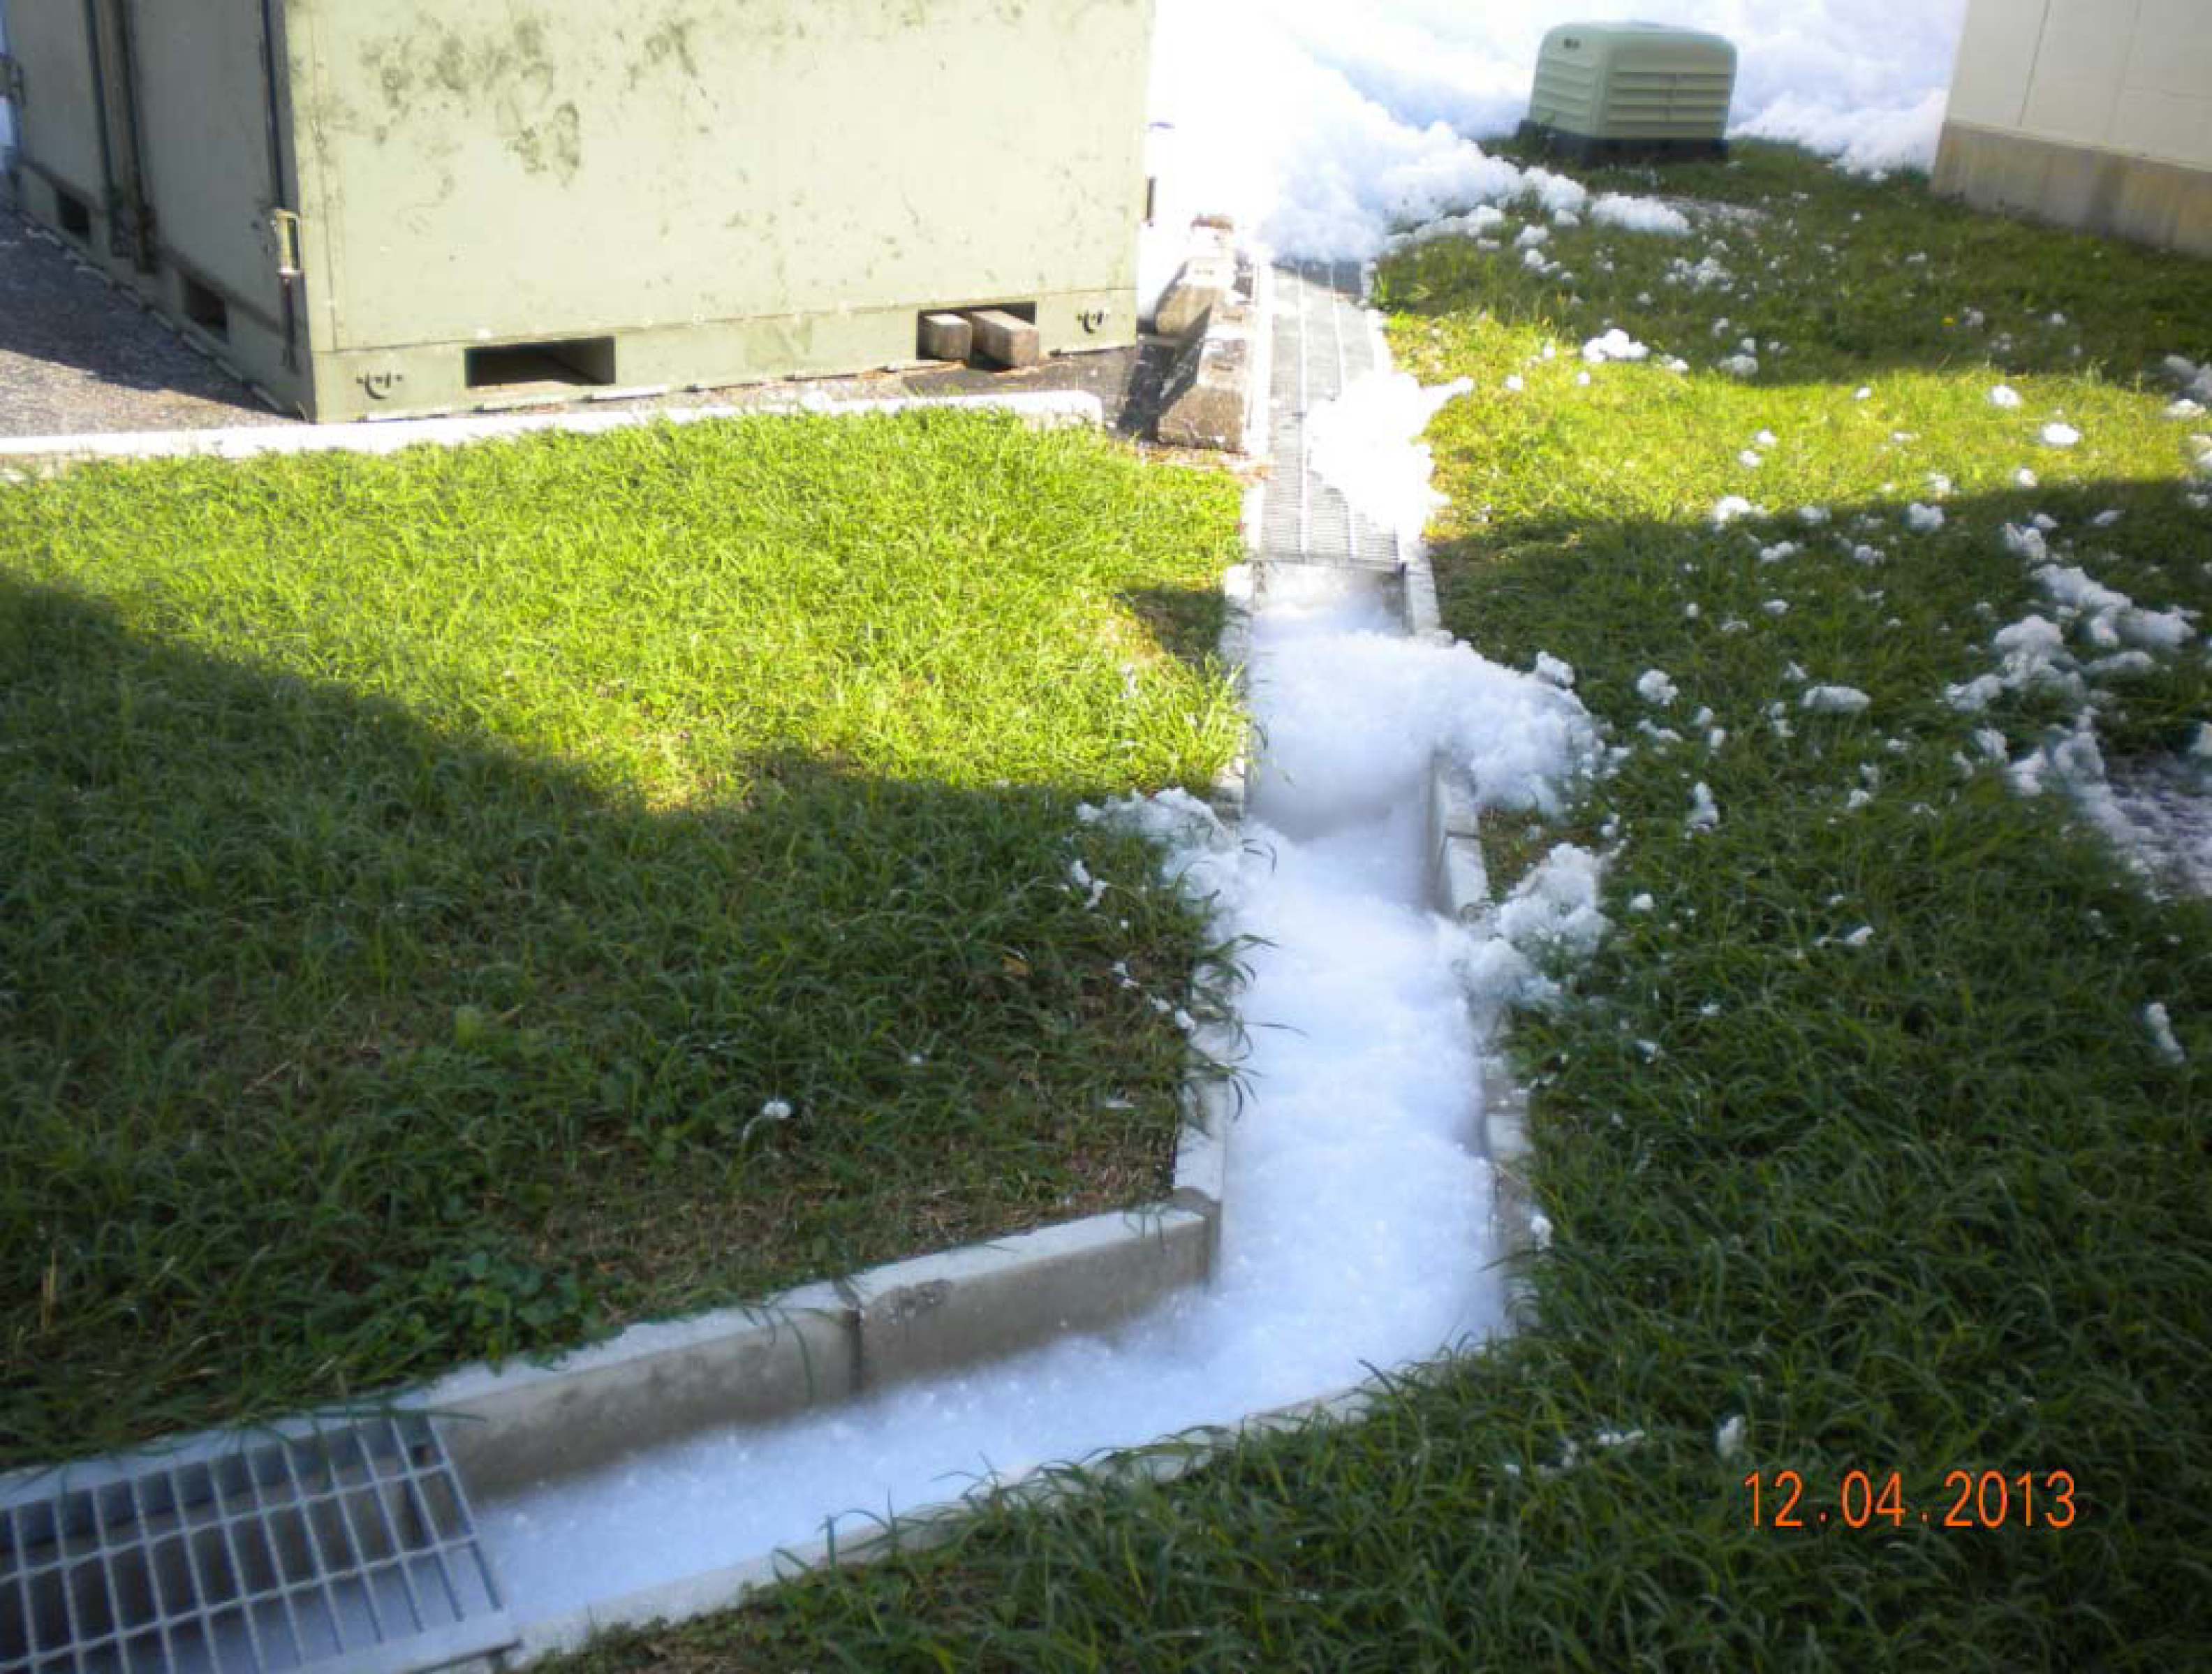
[[1937, 0, 2212, 256]]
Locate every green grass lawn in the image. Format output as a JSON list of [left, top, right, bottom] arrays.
[[548, 147, 2212, 1671], [0, 410, 1246, 1467]]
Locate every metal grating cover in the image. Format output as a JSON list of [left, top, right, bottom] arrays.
[[1264, 261, 1409, 574], [2, 1414, 515, 1674]]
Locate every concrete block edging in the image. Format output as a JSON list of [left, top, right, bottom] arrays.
[[1155, 228, 1271, 457]]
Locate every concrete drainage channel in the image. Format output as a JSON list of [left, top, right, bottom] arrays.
[[0, 263, 1547, 1674]]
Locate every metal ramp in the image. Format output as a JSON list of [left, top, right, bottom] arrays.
[[1263, 260, 1407, 573], [2, 1414, 515, 1674]]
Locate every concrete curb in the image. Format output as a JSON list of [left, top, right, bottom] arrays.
[[0, 390, 1106, 472], [421, 1188, 1219, 1505], [1207, 561, 1257, 826]]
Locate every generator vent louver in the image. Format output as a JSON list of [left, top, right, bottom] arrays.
[[1523, 22, 1739, 157], [1, 1415, 515, 1674]]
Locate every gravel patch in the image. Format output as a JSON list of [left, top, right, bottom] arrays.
[[0, 207, 286, 435]]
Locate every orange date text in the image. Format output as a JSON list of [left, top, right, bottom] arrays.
[[1742, 1469, 2077, 1530]]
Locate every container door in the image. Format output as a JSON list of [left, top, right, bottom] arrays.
[[124, 0, 295, 351], [3, 0, 110, 210]]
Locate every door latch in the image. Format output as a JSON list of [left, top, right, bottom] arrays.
[[270, 207, 302, 279]]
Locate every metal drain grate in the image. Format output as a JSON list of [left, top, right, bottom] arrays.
[[2, 1414, 516, 1674], [1264, 260, 1408, 573]]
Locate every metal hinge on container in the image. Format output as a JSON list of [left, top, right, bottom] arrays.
[[271, 205, 303, 278], [0, 53, 25, 105]]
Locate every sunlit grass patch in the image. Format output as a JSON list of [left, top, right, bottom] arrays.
[[0, 411, 1246, 1465]]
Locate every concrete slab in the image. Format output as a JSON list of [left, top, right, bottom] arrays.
[[918, 311, 975, 363], [966, 309, 1043, 370]]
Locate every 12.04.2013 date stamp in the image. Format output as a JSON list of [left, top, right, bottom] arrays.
[[1743, 1469, 2077, 1530]]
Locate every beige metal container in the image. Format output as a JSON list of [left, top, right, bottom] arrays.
[[1935, 0, 2212, 258], [1522, 21, 1737, 161], [0, 0, 1154, 420]]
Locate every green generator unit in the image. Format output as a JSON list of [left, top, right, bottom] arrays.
[[0, 0, 1153, 421], [1520, 21, 1737, 163]]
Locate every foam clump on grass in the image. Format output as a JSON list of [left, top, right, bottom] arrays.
[[1802, 684, 1872, 715], [2004, 719, 2134, 851], [2145, 1003, 2188, 1066], [1077, 788, 1246, 917], [1686, 781, 1721, 832], [2035, 564, 2196, 653], [1591, 195, 1692, 237], [1582, 329, 1650, 365], [1494, 845, 1609, 964]]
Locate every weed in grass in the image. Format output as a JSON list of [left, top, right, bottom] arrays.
[[539, 147, 2212, 1673], [0, 412, 1246, 1465]]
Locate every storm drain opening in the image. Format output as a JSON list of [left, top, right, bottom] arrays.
[[1, 1414, 516, 1674]]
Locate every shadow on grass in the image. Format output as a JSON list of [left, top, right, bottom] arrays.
[[1116, 583, 1232, 675], [1379, 140, 2212, 391], [1429, 475, 2212, 768], [0, 575, 1223, 1467]]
